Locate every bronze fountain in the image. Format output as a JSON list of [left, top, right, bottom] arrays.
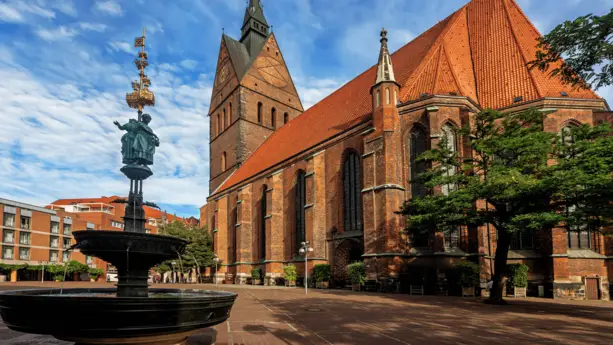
[[0, 28, 236, 345]]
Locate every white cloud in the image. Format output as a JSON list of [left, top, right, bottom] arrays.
[[52, 0, 77, 17], [94, 0, 122, 16], [0, 3, 24, 23], [79, 22, 107, 32], [107, 41, 134, 54], [180, 59, 198, 69], [296, 77, 345, 109], [35, 26, 79, 42]]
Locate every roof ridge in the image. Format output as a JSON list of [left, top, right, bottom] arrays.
[[500, 0, 543, 98], [440, 44, 464, 96], [399, 7, 465, 100]]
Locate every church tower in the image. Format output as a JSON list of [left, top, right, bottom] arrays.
[[208, 0, 304, 193]]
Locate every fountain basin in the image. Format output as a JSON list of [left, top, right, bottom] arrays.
[[0, 288, 236, 345]]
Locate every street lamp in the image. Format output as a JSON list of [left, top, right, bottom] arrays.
[[171, 261, 177, 284], [39, 261, 47, 284], [298, 241, 313, 295], [213, 255, 220, 290]]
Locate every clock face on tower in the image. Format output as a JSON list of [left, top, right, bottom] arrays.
[[254, 56, 289, 88]]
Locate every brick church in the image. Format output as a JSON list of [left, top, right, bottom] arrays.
[[201, 0, 613, 299]]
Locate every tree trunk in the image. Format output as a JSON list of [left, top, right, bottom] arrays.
[[485, 229, 511, 305]]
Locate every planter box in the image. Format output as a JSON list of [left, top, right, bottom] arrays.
[[462, 286, 475, 297], [252, 279, 261, 285], [512, 287, 527, 298], [285, 280, 296, 287], [351, 283, 361, 291]]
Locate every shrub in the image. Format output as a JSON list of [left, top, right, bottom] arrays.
[[251, 267, 262, 280], [507, 264, 529, 288], [88, 268, 104, 280], [346, 262, 366, 285], [53, 274, 65, 282], [283, 265, 297, 281], [313, 264, 331, 282], [67, 260, 89, 274], [451, 261, 480, 288]]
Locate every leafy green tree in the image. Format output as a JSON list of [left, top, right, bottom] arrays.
[[401, 109, 613, 304], [530, 9, 613, 89], [400, 109, 563, 304], [155, 221, 215, 278]]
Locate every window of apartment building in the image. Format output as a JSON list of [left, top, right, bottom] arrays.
[[86, 256, 93, 265], [19, 232, 30, 245], [568, 231, 593, 249], [49, 250, 58, 262], [50, 221, 60, 234], [62, 251, 70, 262], [444, 227, 461, 249], [3, 213, 15, 227], [50, 236, 59, 248], [510, 229, 534, 250], [111, 221, 123, 229], [63, 238, 72, 248], [19, 247, 30, 260], [3, 246, 13, 259], [63, 223, 72, 235], [20, 215, 31, 230], [3, 230, 14, 244]]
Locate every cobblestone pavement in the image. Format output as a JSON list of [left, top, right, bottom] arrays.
[[1, 282, 613, 344]]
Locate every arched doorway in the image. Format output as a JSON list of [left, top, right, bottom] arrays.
[[333, 238, 363, 287]]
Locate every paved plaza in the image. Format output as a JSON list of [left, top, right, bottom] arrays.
[[1, 282, 613, 344]]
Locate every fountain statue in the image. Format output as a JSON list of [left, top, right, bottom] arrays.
[[0, 28, 236, 345]]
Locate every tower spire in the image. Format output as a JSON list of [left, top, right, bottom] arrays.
[[240, 0, 269, 55], [375, 28, 396, 85], [126, 27, 155, 120]]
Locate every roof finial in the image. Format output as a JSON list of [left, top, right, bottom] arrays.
[[375, 27, 396, 85], [126, 27, 155, 119]]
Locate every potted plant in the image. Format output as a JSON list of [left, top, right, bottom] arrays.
[[453, 261, 479, 297], [507, 263, 529, 298], [88, 268, 104, 282], [346, 262, 366, 291], [251, 267, 262, 285], [313, 264, 331, 289], [283, 265, 297, 287]]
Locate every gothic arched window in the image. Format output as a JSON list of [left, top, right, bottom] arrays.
[[221, 152, 227, 171], [343, 151, 363, 232], [441, 123, 458, 196], [295, 170, 306, 253], [216, 113, 221, 136], [284, 113, 289, 124], [257, 102, 263, 124], [229, 102, 233, 121], [223, 108, 227, 129], [271, 107, 276, 129], [260, 185, 267, 259], [409, 126, 428, 199]]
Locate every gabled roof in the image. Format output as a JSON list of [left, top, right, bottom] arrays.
[[214, 0, 602, 195], [223, 34, 254, 80]]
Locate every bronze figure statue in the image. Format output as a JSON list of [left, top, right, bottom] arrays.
[[114, 113, 159, 166]]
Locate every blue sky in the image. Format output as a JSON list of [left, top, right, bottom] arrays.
[[1, 0, 612, 218]]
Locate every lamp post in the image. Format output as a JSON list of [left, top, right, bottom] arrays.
[[40, 261, 46, 284], [299, 241, 313, 295], [213, 255, 220, 290], [171, 261, 176, 284]]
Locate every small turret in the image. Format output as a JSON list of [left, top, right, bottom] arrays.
[[371, 28, 400, 132]]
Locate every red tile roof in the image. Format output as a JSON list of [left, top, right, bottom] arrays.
[[215, 0, 601, 194], [50, 196, 185, 223]]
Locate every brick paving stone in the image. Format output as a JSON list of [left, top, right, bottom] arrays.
[[1, 282, 613, 344]]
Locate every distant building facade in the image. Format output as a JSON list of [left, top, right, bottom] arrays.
[[202, 0, 613, 299], [0, 198, 95, 281]]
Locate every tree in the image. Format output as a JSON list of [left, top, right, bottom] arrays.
[[530, 9, 613, 89], [155, 221, 215, 279], [400, 109, 564, 304]]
